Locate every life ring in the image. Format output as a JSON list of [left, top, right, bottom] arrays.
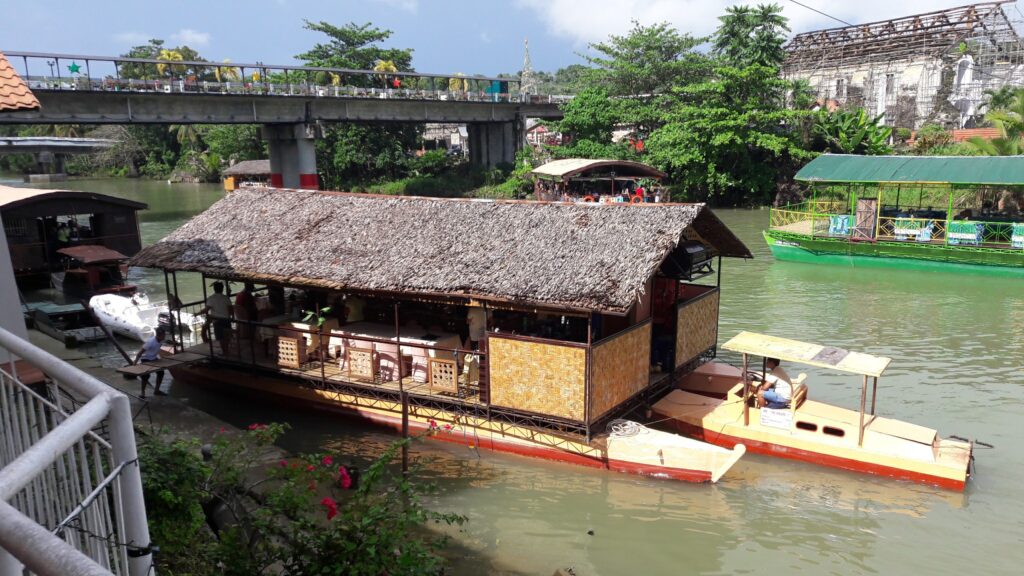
[[630, 195, 643, 204], [583, 195, 596, 202]]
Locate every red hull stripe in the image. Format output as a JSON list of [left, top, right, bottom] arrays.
[[269, 173, 284, 188], [663, 418, 965, 491], [298, 174, 319, 189], [173, 367, 713, 483]]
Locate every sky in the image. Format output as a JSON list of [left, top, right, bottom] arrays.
[[3, 1, 1019, 75]]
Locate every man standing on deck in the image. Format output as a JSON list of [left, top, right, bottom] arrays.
[[201, 281, 233, 355], [134, 327, 167, 398]]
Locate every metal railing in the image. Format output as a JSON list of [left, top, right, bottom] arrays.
[[4, 51, 573, 106], [0, 326, 152, 576]]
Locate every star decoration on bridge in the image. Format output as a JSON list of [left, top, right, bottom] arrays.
[[67, 62, 81, 74]]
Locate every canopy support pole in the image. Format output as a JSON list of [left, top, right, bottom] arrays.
[[870, 376, 878, 415], [742, 353, 750, 426], [858, 374, 868, 447]]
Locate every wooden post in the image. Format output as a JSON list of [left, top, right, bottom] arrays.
[[401, 390, 409, 477], [171, 271, 183, 352], [585, 312, 592, 442], [858, 374, 868, 447], [201, 273, 213, 359], [394, 302, 403, 392], [870, 376, 878, 415], [742, 353, 750, 426]]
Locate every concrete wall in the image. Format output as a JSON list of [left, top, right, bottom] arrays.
[[0, 221, 29, 363]]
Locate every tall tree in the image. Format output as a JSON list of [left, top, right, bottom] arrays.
[[584, 21, 708, 97], [712, 3, 790, 68], [296, 21, 418, 188]]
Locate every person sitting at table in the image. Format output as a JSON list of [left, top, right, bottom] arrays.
[[755, 357, 793, 409]]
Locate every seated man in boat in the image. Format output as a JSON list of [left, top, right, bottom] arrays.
[[755, 357, 792, 409]]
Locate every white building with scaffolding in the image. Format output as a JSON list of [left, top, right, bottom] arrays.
[[783, 1, 1024, 129]]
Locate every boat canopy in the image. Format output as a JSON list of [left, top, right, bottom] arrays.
[[795, 154, 1024, 187], [57, 245, 130, 264], [722, 331, 891, 377]]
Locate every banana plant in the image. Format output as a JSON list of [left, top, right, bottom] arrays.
[[814, 108, 893, 155]]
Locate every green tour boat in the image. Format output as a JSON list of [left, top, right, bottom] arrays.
[[765, 154, 1024, 276]]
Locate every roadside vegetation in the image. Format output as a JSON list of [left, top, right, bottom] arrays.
[[139, 422, 464, 576]]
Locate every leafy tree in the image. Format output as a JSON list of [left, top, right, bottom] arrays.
[[647, 64, 814, 204], [583, 21, 708, 97], [200, 125, 266, 164], [712, 3, 790, 68], [296, 21, 420, 188], [966, 87, 1024, 155], [813, 109, 893, 155], [912, 123, 952, 154]]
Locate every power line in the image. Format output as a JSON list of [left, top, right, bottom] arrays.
[[787, 0, 855, 27]]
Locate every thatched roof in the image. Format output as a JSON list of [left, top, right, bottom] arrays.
[[222, 159, 271, 176], [131, 189, 751, 314]]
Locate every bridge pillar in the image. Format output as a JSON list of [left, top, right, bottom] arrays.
[[262, 123, 320, 190], [467, 121, 520, 169]]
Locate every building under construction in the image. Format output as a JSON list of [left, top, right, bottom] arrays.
[[783, 1, 1024, 129]]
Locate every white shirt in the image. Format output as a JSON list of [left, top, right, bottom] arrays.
[[467, 307, 486, 341], [768, 364, 793, 400], [140, 335, 161, 361], [206, 293, 232, 318]]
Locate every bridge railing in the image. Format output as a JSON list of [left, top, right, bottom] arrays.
[[0, 326, 152, 576], [4, 51, 572, 105]]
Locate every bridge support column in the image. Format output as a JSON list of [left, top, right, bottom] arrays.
[[467, 121, 520, 169], [262, 123, 320, 190]]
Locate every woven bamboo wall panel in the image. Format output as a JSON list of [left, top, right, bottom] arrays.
[[676, 291, 719, 368], [488, 336, 586, 421], [590, 323, 651, 422]]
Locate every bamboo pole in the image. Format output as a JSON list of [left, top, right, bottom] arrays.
[[871, 376, 878, 415], [859, 374, 868, 446], [742, 353, 750, 426]]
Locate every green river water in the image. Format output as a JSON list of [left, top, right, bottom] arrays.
[[8, 177, 1023, 575]]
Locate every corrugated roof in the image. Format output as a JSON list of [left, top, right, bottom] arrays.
[[221, 159, 271, 176], [0, 51, 40, 112], [130, 188, 751, 314], [57, 245, 130, 264], [532, 159, 666, 181], [796, 154, 1024, 186], [0, 185, 148, 210]]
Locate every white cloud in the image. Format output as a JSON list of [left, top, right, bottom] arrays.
[[171, 28, 211, 47], [371, 0, 419, 12], [516, 0, 986, 48], [112, 31, 151, 46]]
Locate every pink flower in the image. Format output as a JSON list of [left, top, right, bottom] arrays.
[[306, 464, 316, 472], [219, 427, 226, 433], [247, 423, 267, 431], [338, 466, 352, 490], [428, 419, 438, 429], [278, 460, 288, 467], [321, 455, 333, 466], [321, 496, 338, 520], [443, 423, 452, 431]]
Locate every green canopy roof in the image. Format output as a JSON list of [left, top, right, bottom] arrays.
[[796, 154, 1024, 186]]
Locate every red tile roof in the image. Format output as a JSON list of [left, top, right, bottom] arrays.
[[0, 51, 40, 112], [950, 128, 1001, 142]]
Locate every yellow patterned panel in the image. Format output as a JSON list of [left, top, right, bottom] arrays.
[[488, 336, 586, 421], [278, 336, 307, 369], [590, 323, 651, 422], [676, 291, 719, 368], [347, 347, 375, 381], [429, 358, 459, 395]]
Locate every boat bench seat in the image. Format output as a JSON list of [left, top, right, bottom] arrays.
[[789, 376, 808, 413]]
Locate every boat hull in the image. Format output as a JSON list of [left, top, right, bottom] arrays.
[[658, 363, 972, 491], [170, 362, 744, 483], [764, 229, 1024, 277]]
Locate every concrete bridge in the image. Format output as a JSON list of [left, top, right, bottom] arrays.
[[0, 136, 116, 181], [1, 52, 569, 185]]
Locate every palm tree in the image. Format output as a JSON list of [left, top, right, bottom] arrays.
[[213, 60, 240, 83], [373, 60, 397, 89], [169, 124, 201, 149], [448, 73, 468, 93], [967, 87, 1024, 155], [156, 49, 184, 77]]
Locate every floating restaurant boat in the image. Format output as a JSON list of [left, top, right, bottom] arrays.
[[764, 155, 1024, 275], [130, 188, 753, 482], [653, 331, 974, 490]]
